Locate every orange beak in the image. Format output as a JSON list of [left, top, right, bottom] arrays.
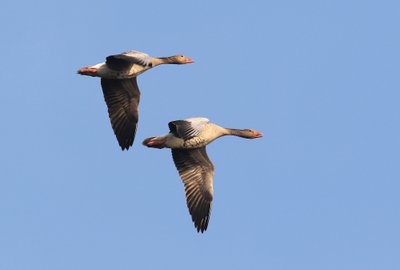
[[185, 58, 194, 64], [254, 131, 263, 138]]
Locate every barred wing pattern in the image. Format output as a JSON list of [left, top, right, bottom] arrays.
[[101, 78, 140, 150], [172, 147, 214, 232]]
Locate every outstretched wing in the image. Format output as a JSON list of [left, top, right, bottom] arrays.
[[101, 78, 140, 150], [172, 147, 214, 233], [106, 51, 152, 71]]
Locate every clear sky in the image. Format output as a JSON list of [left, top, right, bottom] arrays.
[[1, 0, 399, 269]]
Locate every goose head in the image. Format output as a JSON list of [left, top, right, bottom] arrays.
[[170, 55, 194, 64]]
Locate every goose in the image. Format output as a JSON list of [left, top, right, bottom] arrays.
[[77, 50, 194, 150], [142, 117, 262, 233]]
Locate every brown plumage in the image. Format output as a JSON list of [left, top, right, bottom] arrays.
[[172, 147, 214, 232], [143, 117, 263, 233], [101, 78, 140, 149], [77, 50, 193, 150]]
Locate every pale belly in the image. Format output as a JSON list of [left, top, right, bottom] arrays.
[[96, 63, 151, 79], [183, 137, 208, 148], [164, 135, 207, 149]]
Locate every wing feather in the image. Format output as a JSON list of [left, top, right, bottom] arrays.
[[106, 51, 152, 71], [101, 78, 140, 150], [168, 118, 209, 140], [171, 147, 214, 233]]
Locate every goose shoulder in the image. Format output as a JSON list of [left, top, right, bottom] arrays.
[[106, 51, 152, 70], [168, 117, 209, 140], [103, 51, 153, 78]]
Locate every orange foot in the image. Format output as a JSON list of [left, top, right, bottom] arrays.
[[79, 67, 97, 73], [77, 67, 98, 75], [143, 137, 166, 149]]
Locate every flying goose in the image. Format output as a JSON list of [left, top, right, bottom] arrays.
[[77, 50, 194, 150], [142, 117, 262, 232]]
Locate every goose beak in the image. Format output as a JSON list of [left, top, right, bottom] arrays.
[[186, 58, 194, 64], [254, 131, 263, 138]]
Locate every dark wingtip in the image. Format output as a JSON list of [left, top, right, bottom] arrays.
[[120, 143, 133, 151], [196, 225, 207, 233], [118, 141, 133, 151], [194, 217, 209, 233], [197, 228, 206, 233]]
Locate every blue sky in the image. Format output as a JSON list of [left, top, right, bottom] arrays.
[[1, 0, 399, 269]]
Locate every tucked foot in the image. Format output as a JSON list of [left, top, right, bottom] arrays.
[[142, 137, 166, 149], [77, 67, 98, 76]]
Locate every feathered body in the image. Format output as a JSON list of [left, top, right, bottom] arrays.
[[77, 50, 193, 150], [143, 117, 262, 233]]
